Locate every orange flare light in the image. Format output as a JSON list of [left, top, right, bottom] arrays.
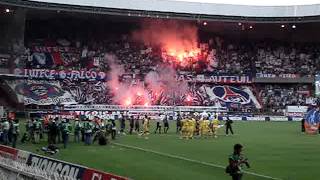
[[124, 98, 132, 106]]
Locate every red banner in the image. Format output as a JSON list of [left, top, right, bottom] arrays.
[[0, 145, 18, 160]]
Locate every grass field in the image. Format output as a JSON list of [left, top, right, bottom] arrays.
[[17, 121, 320, 180]]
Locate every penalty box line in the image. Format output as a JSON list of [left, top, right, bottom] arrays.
[[112, 142, 283, 180]]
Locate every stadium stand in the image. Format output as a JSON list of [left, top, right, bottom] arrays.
[[0, 2, 316, 114], [4, 35, 313, 112], [1, 1, 320, 180]]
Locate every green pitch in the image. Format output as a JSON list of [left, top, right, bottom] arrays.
[[18, 121, 320, 180]]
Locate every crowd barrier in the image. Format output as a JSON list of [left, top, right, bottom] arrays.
[[63, 104, 228, 112], [0, 145, 130, 180]]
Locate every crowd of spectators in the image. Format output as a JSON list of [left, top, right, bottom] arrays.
[[8, 37, 319, 78], [258, 84, 311, 113], [255, 42, 320, 76], [2, 34, 318, 112]]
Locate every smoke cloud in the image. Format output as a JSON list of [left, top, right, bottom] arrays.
[[105, 53, 189, 105], [105, 53, 150, 105], [104, 20, 200, 105], [132, 20, 200, 63], [145, 65, 189, 104]]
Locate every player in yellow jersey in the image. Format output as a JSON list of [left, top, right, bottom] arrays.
[[180, 118, 188, 139], [187, 118, 196, 139], [199, 119, 205, 137], [140, 115, 150, 138], [212, 115, 220, 138], [200, 119, 210, 138]]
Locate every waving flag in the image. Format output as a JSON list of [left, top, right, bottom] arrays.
[[304, 108, 320, 134], [203, 85, 261, 109]]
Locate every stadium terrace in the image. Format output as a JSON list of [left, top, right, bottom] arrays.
[[0, 1, 320, 180]]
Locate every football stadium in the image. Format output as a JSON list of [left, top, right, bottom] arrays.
[[0, 0, 320, 180]]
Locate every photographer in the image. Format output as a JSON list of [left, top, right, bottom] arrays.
[[226, 144, 250, 180]]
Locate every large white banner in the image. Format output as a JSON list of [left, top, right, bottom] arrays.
[[286, 106, 308, 113], [0, 106, 3, 118]]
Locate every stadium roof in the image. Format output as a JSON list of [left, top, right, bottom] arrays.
[[2, 0, 320, 22], [168, 0, 320, 6]]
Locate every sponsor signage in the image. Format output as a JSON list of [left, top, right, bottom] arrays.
[[0, 145, 130, 180], [286, 106, 308, 117], [286, 112, 304, 117], [269, 116, 288, 122], [256, 73, 300, 79], [246, 116, 266, 121], [286, 106, 308, 113], [46, 114, 76, 119], [26, 154, 86, 179], [287, 106, 308, 113], [82, 168, 129, 180]]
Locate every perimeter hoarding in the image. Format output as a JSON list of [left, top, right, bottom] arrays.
[[0, 145, 130, 180]]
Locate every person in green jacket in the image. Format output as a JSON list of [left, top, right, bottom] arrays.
[[61, 119, 72, 148], [74, 118, 81, 143], [11, 119, 20, 148], [84, 118, 93, 145], [227, 144, 250, 180], [33, 119, 42, 144]]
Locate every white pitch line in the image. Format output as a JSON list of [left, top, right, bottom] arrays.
[[112, 142, 283, 180]]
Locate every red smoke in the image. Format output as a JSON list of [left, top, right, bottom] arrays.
[[105, 54, 151, 106], [132, 20, 201, 66], [106, 53, 189, 106], [105, 20, 203, 106]]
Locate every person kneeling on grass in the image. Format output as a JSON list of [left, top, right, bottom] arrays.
[[226, 144, 250, 180], [41, 144, 59, 155]]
